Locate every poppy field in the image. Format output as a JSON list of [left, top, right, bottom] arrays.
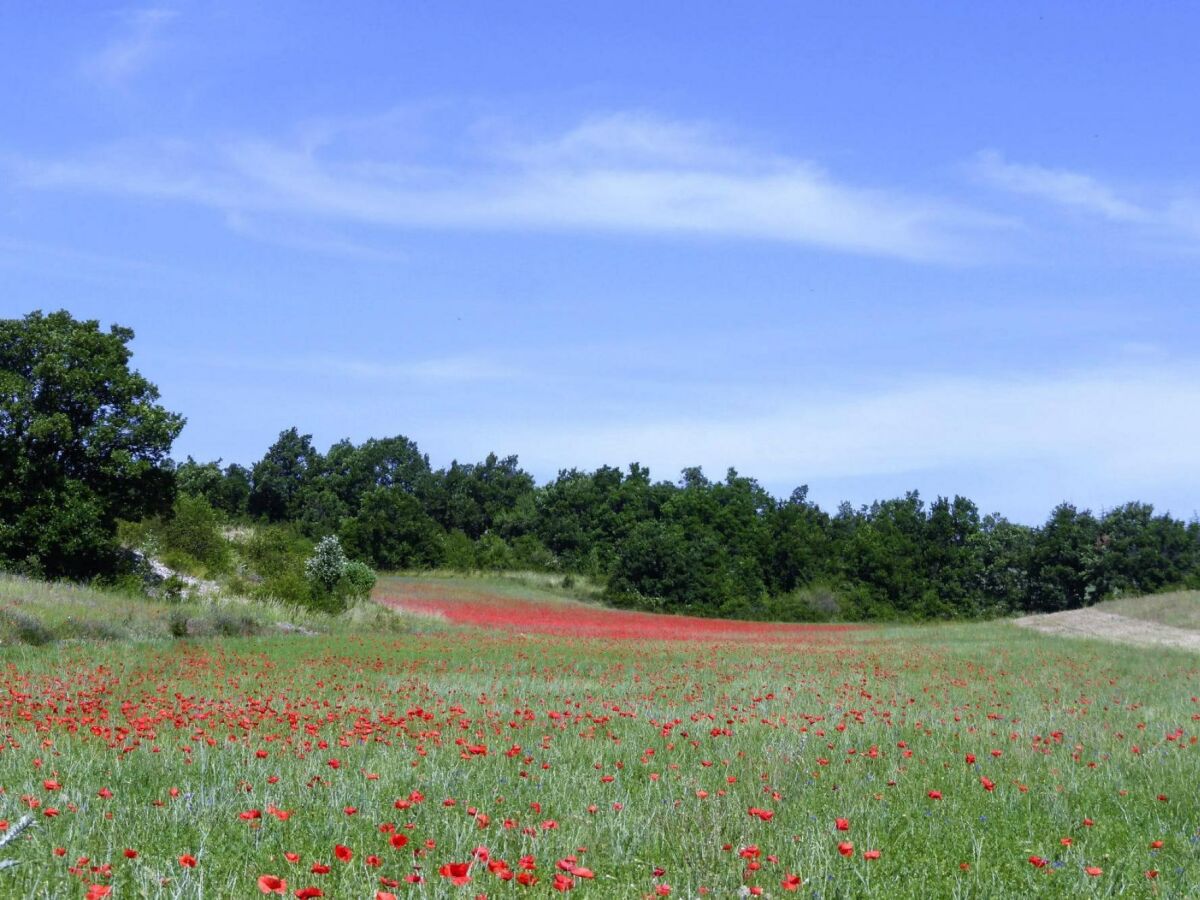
[[0, 576, 1197, 898]]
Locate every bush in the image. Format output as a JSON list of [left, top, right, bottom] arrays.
[[766, 584, 843, 622], [0, 609, 53, 645], [253, 569, 312, 608], [245, 524, 313, 581], [161, 575, 188, 603], [511, 534, 555, 571], [305, 535, 349, 595], [295, 535, 376, 614], [476, 533, 514, 570], [161, 494, 230, 575], [340, 560, 376, 601], [442, 530, 476, 572], [167, 609, 189, 638], [205, 610, 261, 637]]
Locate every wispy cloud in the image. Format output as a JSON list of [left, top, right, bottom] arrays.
[[475, 363, 1200, 489], [10, 112, 1003, 262], [223, 213, 408, 262], [974, 150, 1200, 245], [194, 353, 518, 385], [82, 7, 176, 85]]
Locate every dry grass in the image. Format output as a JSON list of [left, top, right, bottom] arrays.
[[1092, 589, 1200, 631], [0, 573, 416, 646]]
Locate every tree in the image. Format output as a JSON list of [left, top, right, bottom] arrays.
[[339, 486, 444, 570], [0, 310, 184, 578], [176, 457, 250, 517], [248, 428, 321, 522], [1027, 503, 1102, 612]]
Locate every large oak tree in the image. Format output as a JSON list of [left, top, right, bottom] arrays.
[[0, 310, 184, 578]]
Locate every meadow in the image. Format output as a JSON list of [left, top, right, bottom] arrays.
[[0, 575, 1196, 898]]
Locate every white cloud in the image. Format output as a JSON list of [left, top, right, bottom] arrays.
[[223, 212, 408, 262], [11, 113, 1002, 262], [193, 353, 518, 385], [974, 150, 1147, 221], [974, 150, 1200, 245], [82, 8, 177, 85]]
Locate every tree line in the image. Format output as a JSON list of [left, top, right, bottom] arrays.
[[173, 428, 1200, 620], [4, 310, 1199, 621]]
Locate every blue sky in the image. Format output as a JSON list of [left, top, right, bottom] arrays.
[[2, 3, 1198, 523]]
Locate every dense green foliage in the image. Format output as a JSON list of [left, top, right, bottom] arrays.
[[179, 428, 1200, 621], [4, 309, 1198, 620], [0, 310, 184, 578]]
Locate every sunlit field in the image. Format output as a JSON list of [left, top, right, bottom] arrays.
[[0, 576, 1196, 898]]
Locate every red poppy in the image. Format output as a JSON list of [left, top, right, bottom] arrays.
[[781, 874, 803, 891], [1085, 866, 1103, 877], [123, 849, 138, 859], [257, 875, 287, 894], [439, 862, 471, 886], [390, 834, 409, 849], [334, 845, 353, 863], [838, 842, 854, 857], [863, 850, 881, 860], [294, 889, 324, 899], [835, 818, 850, 831], [927, 790, 942, 800], [179, 854, 197, 868]]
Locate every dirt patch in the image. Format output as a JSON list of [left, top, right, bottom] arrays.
[[1014, 607, 1200, 652]]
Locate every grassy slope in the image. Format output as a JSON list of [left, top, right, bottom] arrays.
[[0, 575, 1195, 896], [1092, 590, 1200, 630], [0, 573, 413, 646]]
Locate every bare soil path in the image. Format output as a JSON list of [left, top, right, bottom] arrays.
[[1014, 607, 1200, 652]]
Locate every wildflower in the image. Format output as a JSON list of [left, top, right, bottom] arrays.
[[439, 863, 472, 886], [257, 875, 287, 894]]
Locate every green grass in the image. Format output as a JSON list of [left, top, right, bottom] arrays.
[[384, 568, 608, 604], [1093, 590, 1200, 630], [0, 573, 415, 646], [0, 577, 1195, 897]]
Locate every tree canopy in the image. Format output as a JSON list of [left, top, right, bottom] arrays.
[[0, 310, 184, 578]]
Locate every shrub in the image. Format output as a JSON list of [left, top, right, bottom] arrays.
[[766, 584, 843, 622], [167, 609, 189, 638], [0, 609, 53, 645], [205, 610, 261, 637], [245, 524, 313, 580], [340, 560, 376, 601], [161, 494, 229, 574], [475, 533, 514, 571], [161, 575, 188, 603], [442, 530, 476, 572], [511, 534, 555, 571], [305, 535, 348, 595], [253, 569, 312, 608]]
